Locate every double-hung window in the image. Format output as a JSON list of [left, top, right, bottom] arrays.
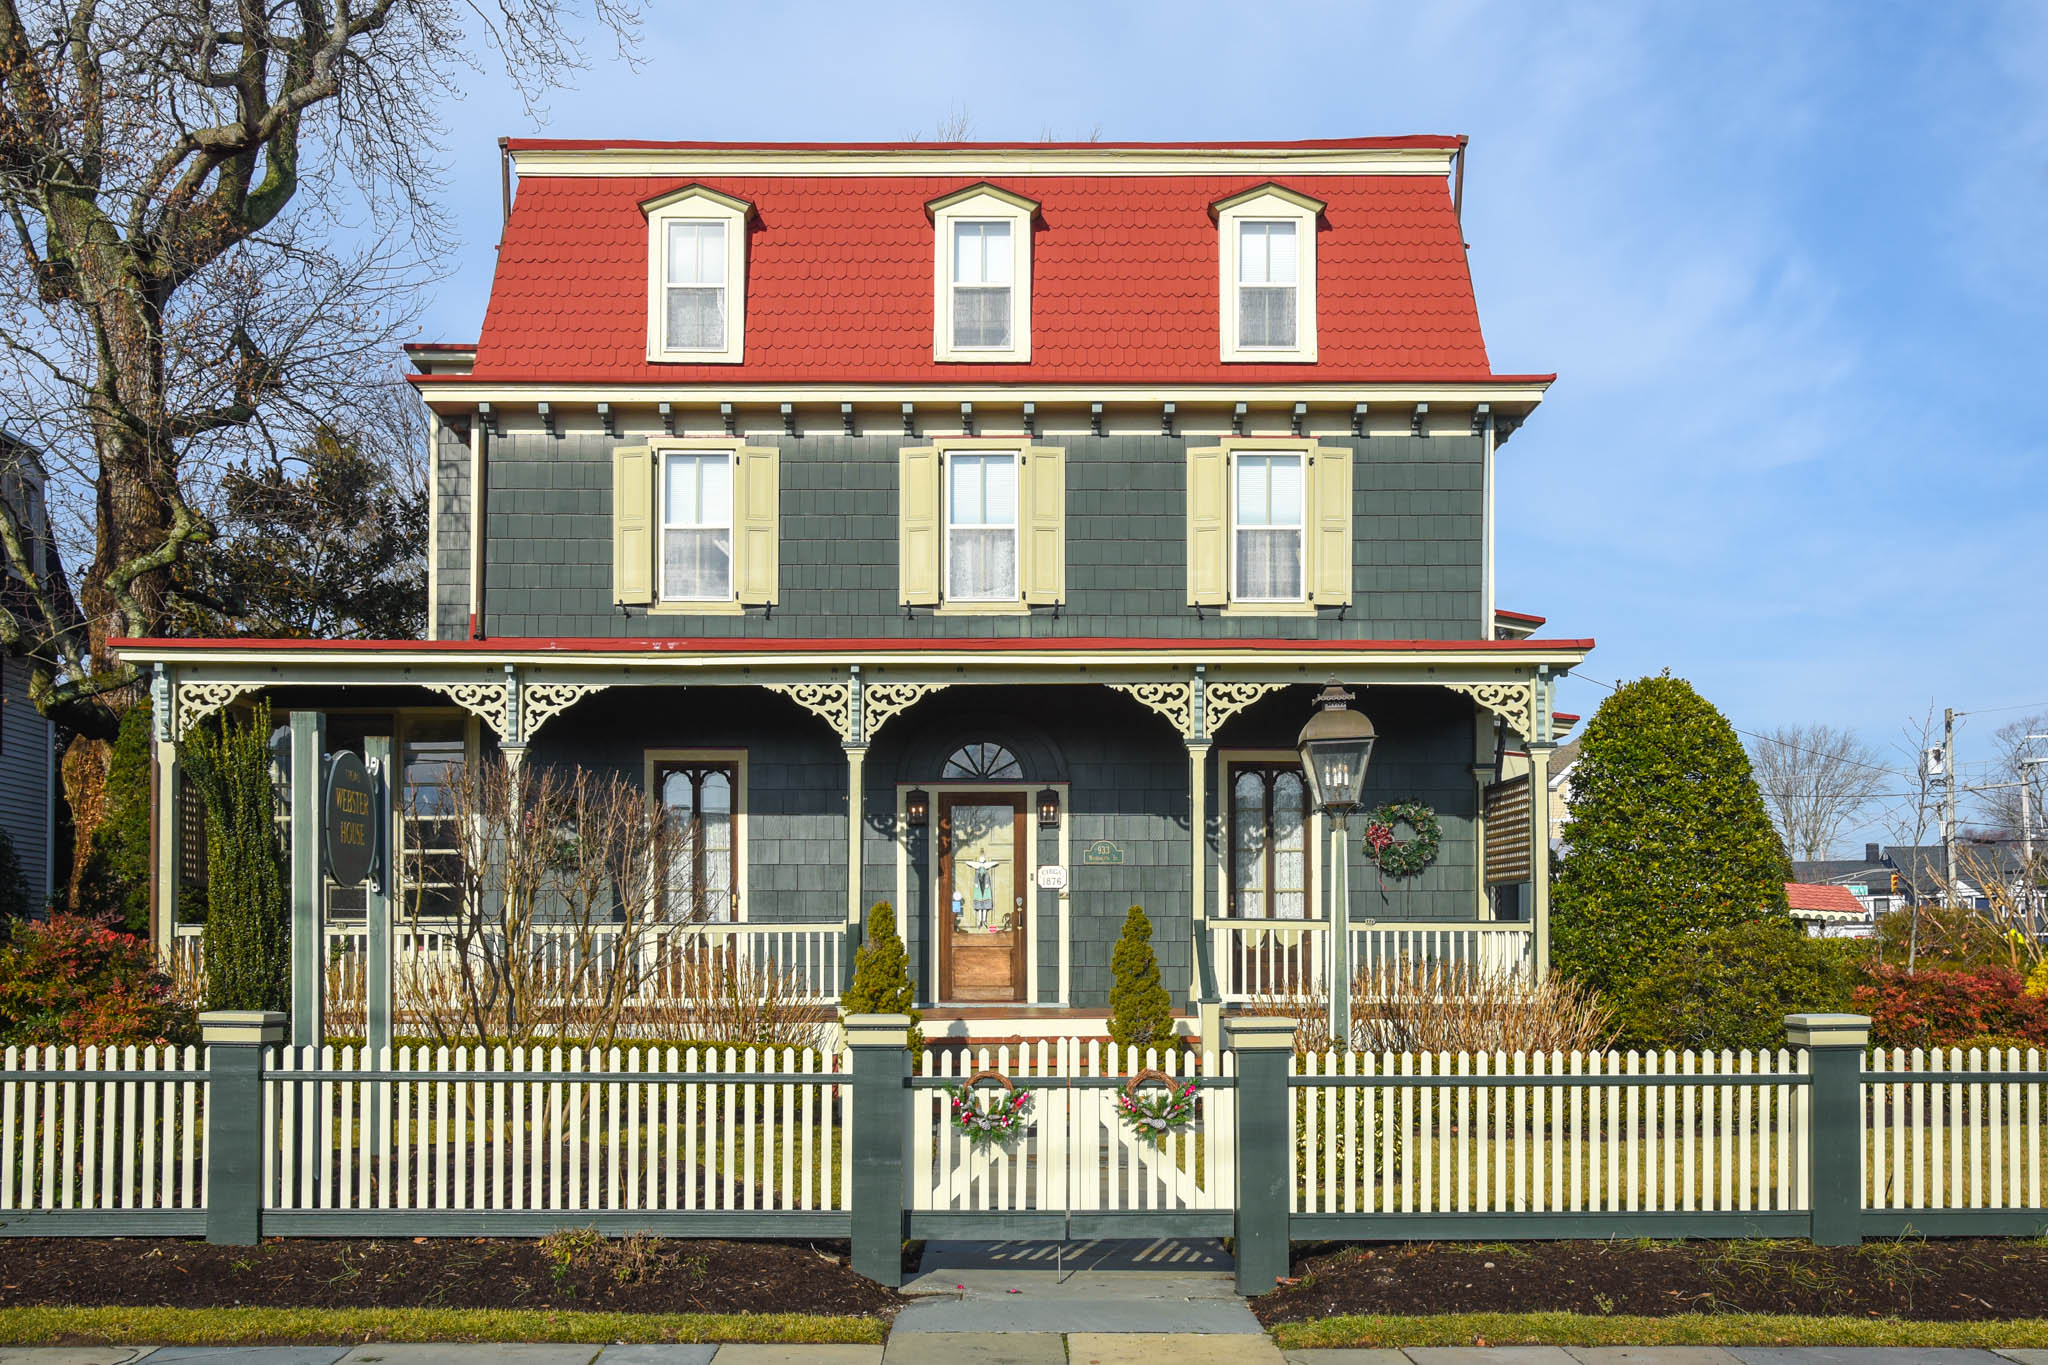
[[642, 184, 750, 364], [1236, 221, 1298, 349], [951, 221, 1013, 349], [946, 450, 1019, 601], [655, 759, 737, 923], [664, 220, 728, 351], [661, 450, 733, 601], [1233, 451, 1305, 602]]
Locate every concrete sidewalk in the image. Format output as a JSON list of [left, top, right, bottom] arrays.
[[6, 1343, 2048, 1364]]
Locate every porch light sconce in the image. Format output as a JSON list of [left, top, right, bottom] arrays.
[[905, 789, 930, 828], [1037, 787, 1061, 828]]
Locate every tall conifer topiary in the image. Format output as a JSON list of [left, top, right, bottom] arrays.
[[842, 901, 922, 1053], [1106, 905, 1176, 1058], [183, 702, 291, 1012], [1551, 672, 1792, 997]]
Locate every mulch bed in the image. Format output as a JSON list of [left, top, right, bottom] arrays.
[[1253, 1239, 2048, 1323], [0, 1237, 903, 1318]]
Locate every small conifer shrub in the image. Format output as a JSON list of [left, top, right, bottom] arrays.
[[1106, 905, 1176, 1059], [842, 901, 923, 1053], [183, 701, 291, 1013]]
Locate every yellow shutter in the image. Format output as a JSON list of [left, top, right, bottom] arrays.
[[1186, 445, 1229, 606], [1308, 443, 1353, 606], [1019, 444, 1066, 606], [898, 446, 941, 606], [612, 444, 654, 605], [733, 445, 780, 605]]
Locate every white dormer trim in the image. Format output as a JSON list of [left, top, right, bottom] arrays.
[[642, 184, 753, 365], [929, 183, 1036, 364], [1214, 183, 1323, 365]]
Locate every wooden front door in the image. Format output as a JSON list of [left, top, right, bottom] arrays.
[[938, 794, 1029, 1002]]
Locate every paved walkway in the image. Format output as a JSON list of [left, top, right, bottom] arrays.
[[895, 1237, 1263, 1335], [4, 1344, 2048, 1364]]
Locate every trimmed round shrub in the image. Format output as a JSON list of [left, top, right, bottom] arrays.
[[1607, 919, 1857, 1053]]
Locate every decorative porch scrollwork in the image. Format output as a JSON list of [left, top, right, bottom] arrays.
[[425, 681, 512, 739], [765, 683, 855, 744], [861, 682, 945, 743], [520, 683, 611, 745], [172, 681, 262, 739], [1200, 682, 1287, 739], [1114, 682, 1196, 741], [1445, 681, 1538, 741]]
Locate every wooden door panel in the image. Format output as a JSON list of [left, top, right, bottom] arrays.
[[939, 795, 1028, 1003]]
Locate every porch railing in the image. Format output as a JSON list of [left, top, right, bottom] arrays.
[[171, 920, 846, 1005], [1205, 918, 1535, 1004]]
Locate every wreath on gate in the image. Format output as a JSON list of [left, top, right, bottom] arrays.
[[1362, 800, 1442, 879], [943, 1069, 1036, 1148], [1114, 1069, 1200, 1150]]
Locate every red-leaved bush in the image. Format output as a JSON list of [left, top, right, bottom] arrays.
[[0, 915, 196, 1049], [1854, 963, 2048, 1050]]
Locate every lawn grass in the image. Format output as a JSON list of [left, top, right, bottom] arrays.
[[1270, 1311, 2048, 1350], [0, 1308, 885, 1347]]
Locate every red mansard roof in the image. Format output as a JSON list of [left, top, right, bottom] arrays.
[[452, 153, 1519, 386]]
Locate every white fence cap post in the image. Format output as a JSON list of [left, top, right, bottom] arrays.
[[842, 1013, 913, 1048], [199, 1010, 288, 1046], [1784, 1013, 1871, 1048], [1225, 1015, 1300, 1051]]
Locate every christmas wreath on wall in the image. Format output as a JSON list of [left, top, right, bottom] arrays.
[[1362, 800, 1442, 879], [943, 1069, 1035, 1148]]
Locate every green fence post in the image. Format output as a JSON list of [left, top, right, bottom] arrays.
[[846, 1012, 911, 1287], [1787, 1012, 1870, 1247], [202, 1010, 285, 1244], [288, 710, 325, 1049], [1229, 1014, 1298, 1295]]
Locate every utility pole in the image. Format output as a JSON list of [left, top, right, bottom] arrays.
[[1943, 707, 1958, 912]]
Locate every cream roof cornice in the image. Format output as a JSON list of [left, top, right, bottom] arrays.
[[411, 380, 1554, 410], [509, 146, 1457, 180]]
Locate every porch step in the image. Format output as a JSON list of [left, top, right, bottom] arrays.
[[895, 1239, 1263, 1334]]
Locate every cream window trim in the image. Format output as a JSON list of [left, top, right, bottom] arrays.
[[1213, 749, 1324, 924], [643, 186, 750, 365], [1188, 437, 1352, 610], [1228, 443, 1308, 607], [1216, 186, 1321, 364], [931, 188, 1035, 363], [640, 436, 780, 612], [645, 748, 748, 923], [908, 437, 1065, 612]]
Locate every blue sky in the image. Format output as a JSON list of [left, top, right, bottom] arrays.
[[412, 1, 2048, 833]]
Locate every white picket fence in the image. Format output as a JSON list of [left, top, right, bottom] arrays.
[[911, 1041, 1236, 1215], [261, 1044, 849, 1214], [1290, 1048, 1810, 1215], [0, 1046, 207, 1212], [1865, 1047, 2047, 1212]]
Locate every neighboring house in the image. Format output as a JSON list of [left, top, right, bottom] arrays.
[[0, 434, 60, 910], [115, 135, 1591, 1032], [1784, 881, 1873, 938], [1791, 845, 1902, 916]]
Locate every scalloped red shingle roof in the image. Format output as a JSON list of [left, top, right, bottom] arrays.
[[469, 173, 1499, 384]]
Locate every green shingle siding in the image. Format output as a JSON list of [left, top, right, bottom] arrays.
[[469, 433, 1486, 641]]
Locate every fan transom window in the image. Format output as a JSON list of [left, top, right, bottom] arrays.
[[942, 743, 1023, 779]]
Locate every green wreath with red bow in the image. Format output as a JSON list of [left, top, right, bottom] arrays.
[[1361, 800, 1442, 879]]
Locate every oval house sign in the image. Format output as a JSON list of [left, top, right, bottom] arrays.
[[322, 751, 378, 887]]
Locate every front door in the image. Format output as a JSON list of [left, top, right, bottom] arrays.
[[938, 794, 1028, 1002]]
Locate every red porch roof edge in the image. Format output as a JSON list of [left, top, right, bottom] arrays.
[[1495, 608, 1547, 624], [404, 371, 1561, 387], [506, 136, 1465, 154], [112, 634, 1594, 655]]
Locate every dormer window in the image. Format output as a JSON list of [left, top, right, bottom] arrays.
[[1214, 183, 1323, 364], [928, 183, 1036, 363], [641, 184, 752, 365]]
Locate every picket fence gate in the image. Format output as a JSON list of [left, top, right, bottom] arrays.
[[3, 1013, 2046, 1291]]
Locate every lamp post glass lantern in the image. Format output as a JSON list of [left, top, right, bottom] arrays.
[[1297, 680, 1375, 1051]]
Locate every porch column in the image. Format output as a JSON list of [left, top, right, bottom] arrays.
[[1527, 739, 1555, 982], [289, 710, 326, 1048], [150, 667, 179, 956], [1188, 741, 1209, 998], [846, 744, 867, 929]]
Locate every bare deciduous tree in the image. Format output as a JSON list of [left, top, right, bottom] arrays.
[[1748, 723, 1888, 862], [0, 0, 636, 741]]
